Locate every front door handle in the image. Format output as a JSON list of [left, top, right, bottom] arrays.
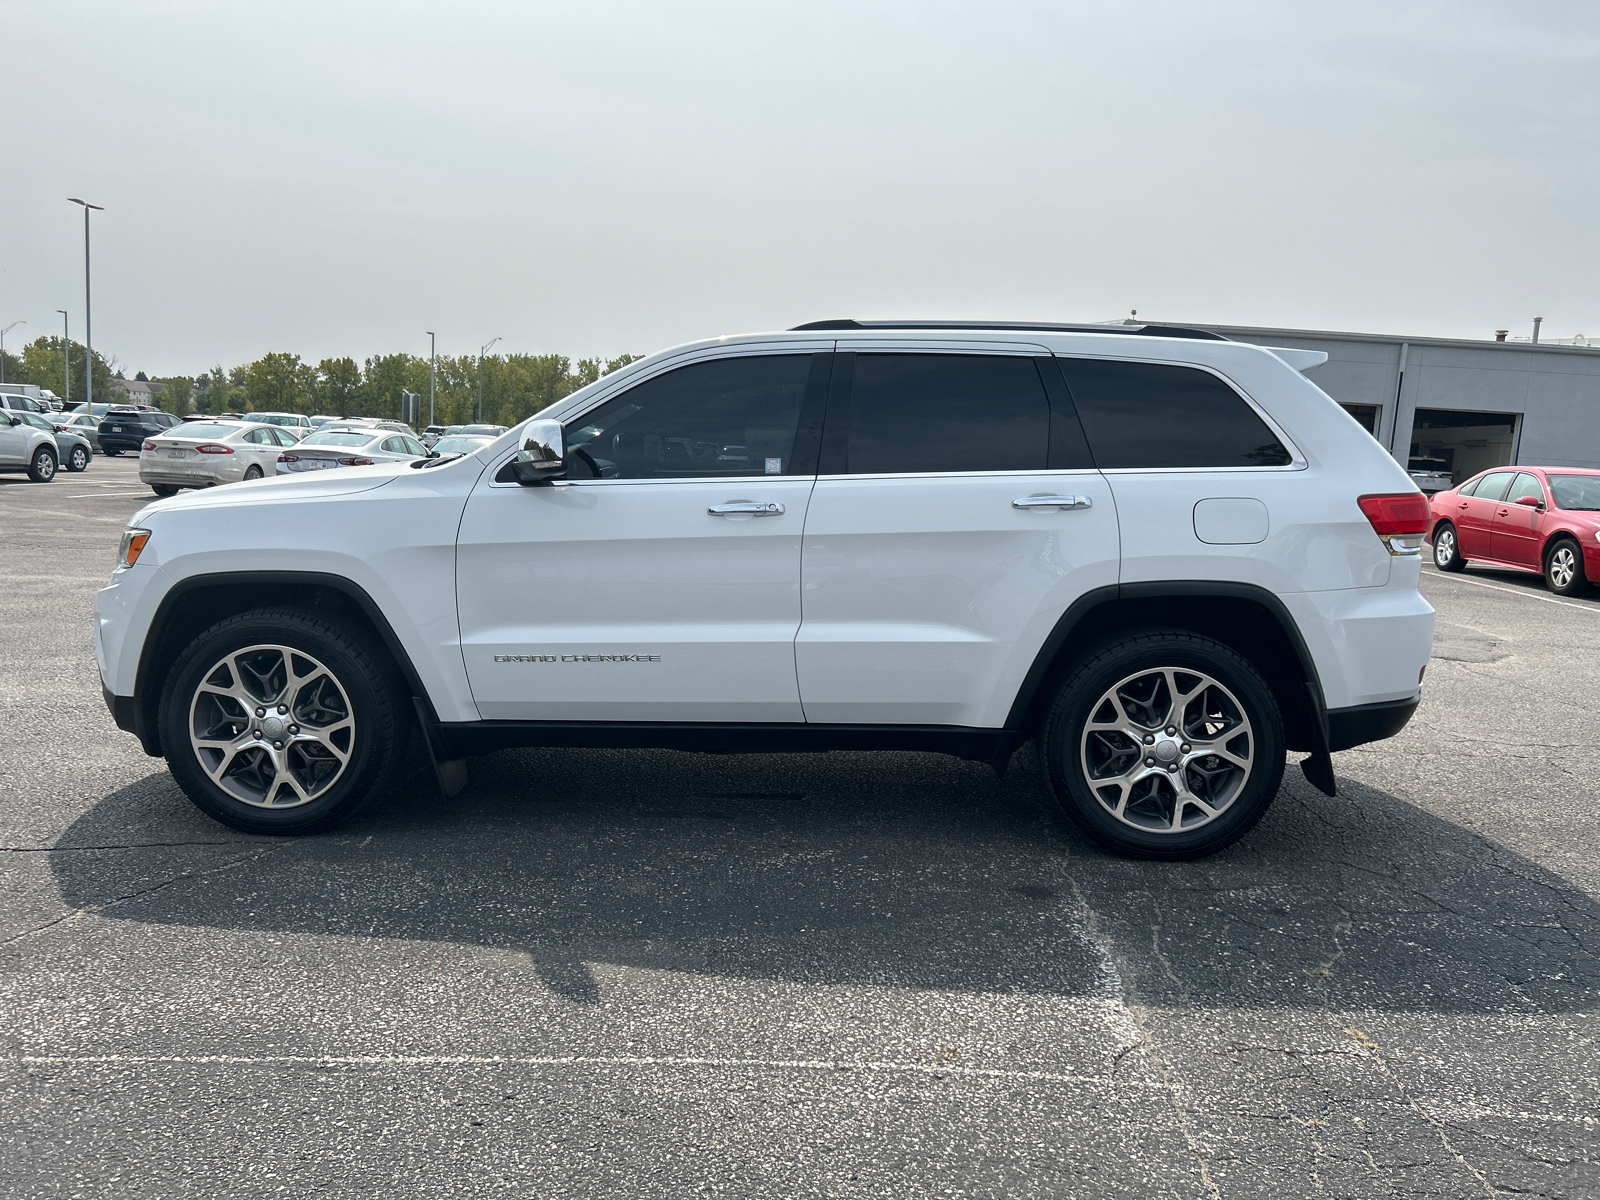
[[708, 501, 785, 516], [1012, 495, 1093, 511], [1458, 502, 1468, 509]]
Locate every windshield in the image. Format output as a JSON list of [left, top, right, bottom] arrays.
[[431, 436, 493, 456], [1548, 474, 1600, 511], [300, 431, 377, 448], [166, 423, 242, 440]]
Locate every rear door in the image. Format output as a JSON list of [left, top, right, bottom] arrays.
[[795, 346, 1118, 728], [1457, 470, 1514, 558], [1489, 472, 1547, 567]]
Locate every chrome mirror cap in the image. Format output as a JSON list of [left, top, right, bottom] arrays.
[[511, 420, 566, 485]]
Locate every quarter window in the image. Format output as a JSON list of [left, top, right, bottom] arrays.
[[1056, 359, 1292, 469], [565, 354, 813, 480], [844, 354, 1049, 474]]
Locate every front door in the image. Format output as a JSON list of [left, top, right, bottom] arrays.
[[456, 348, 830, 722], [0, 415, 28, 465], [1489, 472, 1547, 567], [1456, 470, 1514, 558], [795, 348, 1119, 729]]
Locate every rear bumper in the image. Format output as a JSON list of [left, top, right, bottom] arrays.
[[1326, 695, 1419, 752]]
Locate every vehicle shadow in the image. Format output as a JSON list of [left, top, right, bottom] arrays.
[[50, 744, 1598, 1013]]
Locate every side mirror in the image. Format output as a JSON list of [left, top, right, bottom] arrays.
[[511, 420, 566, 485], [1515, 495, 1543, 509]]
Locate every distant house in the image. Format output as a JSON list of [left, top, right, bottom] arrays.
[[109, 377, 158, 405]]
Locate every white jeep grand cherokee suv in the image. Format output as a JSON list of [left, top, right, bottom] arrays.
[[95, 321, 1434, 859]]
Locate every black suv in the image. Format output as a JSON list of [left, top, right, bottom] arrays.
[[98, 408, 180, 456]]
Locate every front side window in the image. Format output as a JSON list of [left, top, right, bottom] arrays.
[[565, 354, 812, 480], [1506, 473, 1544, 506], [1057, 359, 1292, 469], [1473, 471, 1516, 503], [843, 354, 1049, 474]]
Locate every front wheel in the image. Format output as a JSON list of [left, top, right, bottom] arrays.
[[1432, 522, 1467, 572], [28, 447, 57, 482], [158, 608, 410, 834], [1546, 538, 1589, 597], [67, 446, 89, 472], [1039, 630, 1286, 860]]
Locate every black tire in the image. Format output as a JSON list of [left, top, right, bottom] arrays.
[[1038, 629, 1286, 860], [244, 465, 263, 480], [1545, 537, 1589, 597], [1431, 521, 1467, 572], [151, 484, 180, 497], [27, 446, 57, 483], [158, 608, 411, 834], [103, 446, 120, 457], [67, 446, 89, 472]]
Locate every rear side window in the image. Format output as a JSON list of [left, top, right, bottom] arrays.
[[1056, 359, 1292, 469], [845, 354, 1048, 474], [1472, 471, 1516, 502], [565, 354, 813, 479]]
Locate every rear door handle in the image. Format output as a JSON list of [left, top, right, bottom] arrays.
[[1012, 495, 1093, 510], [708, 501, 785, 516], [1458, 502, 1468, 509]]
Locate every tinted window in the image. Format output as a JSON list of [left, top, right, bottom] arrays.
[[1473, 471, 1516, 502], [566, 354, 811, 479], [845, 354, 1048, 474], [1057, 359, 1292, 469], [1507, 473, 1544, 505]]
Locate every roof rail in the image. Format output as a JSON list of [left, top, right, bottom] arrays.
[[789, 319, 1229, 341]]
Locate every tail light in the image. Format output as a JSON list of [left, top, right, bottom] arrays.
[[195, 443, 234, 454], [278, 454, 298, 462], [142, 440, 157, 452], [1358, 493, 1430, 556], [337, 456, 374, 466]]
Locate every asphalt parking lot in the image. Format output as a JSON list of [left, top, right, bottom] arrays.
[[2, 457, 1596, 1199]]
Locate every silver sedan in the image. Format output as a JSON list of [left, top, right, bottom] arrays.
[[140, 420, 299, 495], [274, 427, 428, 475]]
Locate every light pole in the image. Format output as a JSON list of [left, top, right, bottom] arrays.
[[68, 199, 104, 407], [477, 336, 500, 422], [0, 320, 22, 385], [57, 311, 69, 404], [426, 331, 436, 427]]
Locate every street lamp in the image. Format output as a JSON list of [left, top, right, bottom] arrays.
[[0, 320, 23, 385], [478, 336, 500, 422], [67, 199, 104, 407], [57, 311, 69, 404], [426, 331, 436, 427]]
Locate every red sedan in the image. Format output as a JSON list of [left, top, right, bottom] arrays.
[[1426, 467, 1600, 596]]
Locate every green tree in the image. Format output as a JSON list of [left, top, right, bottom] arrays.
[[157, 376, 194, 415], [19, 336, 112, 405], [244, 352, 313, 413], [314, 357, 362, 416]]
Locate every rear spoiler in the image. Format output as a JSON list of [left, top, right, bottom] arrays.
[[1266, 347, 1329, 373]]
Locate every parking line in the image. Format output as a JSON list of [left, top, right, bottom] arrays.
[[1425, 569, 1600, 613], [66, 491, 154, 499]]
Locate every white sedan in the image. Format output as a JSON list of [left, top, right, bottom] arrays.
[[139, 421, 300, 495], [274, 427, 429, 475]]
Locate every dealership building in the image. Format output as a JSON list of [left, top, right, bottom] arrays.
[[1192, 324, 1600, 483]]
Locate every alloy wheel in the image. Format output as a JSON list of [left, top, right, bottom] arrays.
[[70, 447, 88, 471], [1079, 667, 1254, 834], [1549, 545, 1577, 590], [187, 643, 356, 808], [1435, 528, 1456, 567]]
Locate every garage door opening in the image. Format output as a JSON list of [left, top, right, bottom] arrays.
[[1339, 404, 1380, 436], [1409, 408, 1518, 492]]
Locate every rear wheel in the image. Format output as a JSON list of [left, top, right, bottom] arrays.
[[27, 446, 57, 482], [1545, 538, 1589, 597], [1432, 522, 1466, 572], [1039, 630, 1286, 860], [151, 484, 180, 497], [244, 465, 263, 480], [158, 608, 410, 834], [103, 446, 120, 456], [67, 445, 89, 472]]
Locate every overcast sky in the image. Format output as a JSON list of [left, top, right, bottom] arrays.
[[5, 1, 1598, 376]]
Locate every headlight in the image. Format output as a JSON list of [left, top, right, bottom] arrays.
[[117, 528, 151, 569]]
